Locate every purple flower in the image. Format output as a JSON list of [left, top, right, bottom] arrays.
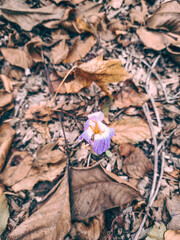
[[79, 111, 115, 155]]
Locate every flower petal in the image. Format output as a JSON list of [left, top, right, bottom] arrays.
[[88, 111, 104, 122], [93, 134, 110, 155], [79, 126, 94, 145]]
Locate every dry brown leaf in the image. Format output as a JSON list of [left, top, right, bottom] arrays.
[[122, 147, 153, 179], [119, 143, 135, 157], [114, 79, 149, 109], [147, 0, 180, 33], [166, 195, 180, 229], [0, 123, 15, 172], [0, 74, 13, 92], [130, 0, 148, 25], [109, 117, 160, 144], [70, 164, 142, 220], [70, 214, 104, 240], [7, 67, 24, 81], [25, 105, 55, 122], [25, 37, 43, 63], [7, 164, 142, 239], [170, 128, 180, 155], [136, 27, 180, 51], [109, 0, 123, 9], [50, 39, 69, 64], [74, 55, 131, 95], [1, 48, 33, 69], [1, 147, 67, 192], [0, 0, 65, 31], [164, 230, 180, 240], [167, 44, 180, 64], [32, 122, 51, 141], [34, 143, 66, 166], [8, 169, 71, 240], [63, 36, 96, 64], [0, 185, 9, 236]]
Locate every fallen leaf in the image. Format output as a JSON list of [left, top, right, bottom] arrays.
[[130, 0, 148, 25], [0, 0, 65, 31], [74, 55, 131, 95], [114, 79, 149, 109], [136, 27, 180, 51], [122, 147, 153, 179], [119, 143, 135, 157], [147, 0, 180, 33], [32, 122, 51, 141], [1, 47, 33, 69], [109, 0, 123, 9], [25, 37, 43, 63], [0, 90, 12, 110], [0, 74, 13, 92], [170, 128, 180, 155], [8, 169, 71, 240], [164, 230, 180, 240], [63, 35, 96, 64], [166, 195, 180, 229], [0, 185, 9, 236], [70, 164, 142, 220], [146, 223, 166, 240], [25, 105, 55, 122], [50, 39, 69, 64], [0, 123, 15, 172], [109, 117, 160, 144], [167, 43, 180, 64], [1, 146, 67, 191]]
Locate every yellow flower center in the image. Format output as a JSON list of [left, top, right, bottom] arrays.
[[90, 122, 103, 134]]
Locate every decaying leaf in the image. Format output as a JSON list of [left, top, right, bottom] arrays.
[[0, 75, 13, 93], [74, 55, 131, 95], [1, 47, 33, 69], [0, 185, 9, 236], [136, 27, 180, 51], [166, 195, 180, 229], [50, 39, 69, 64], [69, 213, 104, 240], [25, 105, 55, 122], [1, 146, 67, 191], [147, 0, 180, 33], [0, 0, 65, 31], [130, 0, 148, 25], [122, 147, 153, 179], [146, 223, 166, 240], [63, 36, 96, 64], [109, 117, 160, 144], [0, 90, 13, 119], [70, 164, 142, 220], [114, 79, 149, 109], [165, 230, 180, 240], [171, 128, 180, 155], [25, 37, 43, 63], [32, 122, 51, 141], [8, 169, 71, 240], [119, 143, 135, 157], [0, 123, 15, 172], [109, 0, 123, 9]]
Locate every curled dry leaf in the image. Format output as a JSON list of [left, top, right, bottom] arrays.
[[74, 55, 131, 95], [122, 147, 153, 179], [0, 123, 15, 172], [147, 0, 180, 33], [130, 0, 148, 25], [63, 36, 96, 64], [114, 79, 149, 109], [164, 230, 180, 240], [0, 90, 14, 119], [25, 37, 43, 63], [50, 39, 69, 64], [119, 143, 135, 157], [8, 169, 71, 240], [109, 117, 160, 144], [0, 0, 65, 31], [1, 146, 67, 192], [166, 195, 180, 229], [0, 185, 9, 236], [0, 75, 13, 93]]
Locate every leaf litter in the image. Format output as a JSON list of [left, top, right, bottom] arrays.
[[0, 0, 179, 239]]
